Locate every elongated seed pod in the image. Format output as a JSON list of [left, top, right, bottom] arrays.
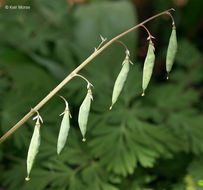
[[78, 89, 92, 142], [166, 26, 177, 78], [57, 109, 71, 155], [26, 119, 41, 181], [110, 58, 130, 110], [142, 41, 155, 96]]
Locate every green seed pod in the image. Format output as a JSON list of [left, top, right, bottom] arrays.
[[25, 118, 41, 181], [166, 26, 177, 78], [78, 89, 92, 142], [110, 56, 130, 110], [142, 40, 155, 96], [57, 107, 71, 155]]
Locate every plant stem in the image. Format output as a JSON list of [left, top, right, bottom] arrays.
[[0, 8, 174, 144], [141, 25, 155, 40], [116, 40, 129, 52], [74, 74, 92, 86]]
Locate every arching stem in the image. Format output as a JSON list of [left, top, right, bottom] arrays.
[[74, 74, 93, 89], [166, 10, 176, 27], [141, 25, 155, 41], [116, 40, 129, 52], [58, 95, 71, 117], [0, 8, 175, 144]]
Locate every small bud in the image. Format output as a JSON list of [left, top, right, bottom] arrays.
[[100, 35, 107, 42]]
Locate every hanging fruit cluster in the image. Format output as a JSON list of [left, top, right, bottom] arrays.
[[24, 12, 177, 181]]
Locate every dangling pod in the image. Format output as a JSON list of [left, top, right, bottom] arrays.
[[78, 88, 93, 142], [110, 51, 132, 110], [25, 112, 43, 181], [57, 96, 71, 155], [142, 40, 155, 96], [166, 25, 177, 79]]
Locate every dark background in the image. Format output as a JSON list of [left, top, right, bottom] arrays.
[[0, 0, 203, 189]]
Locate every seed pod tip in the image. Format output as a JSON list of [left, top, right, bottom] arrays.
[[82, 138, 86, 142], [25, 177, 30, 181]]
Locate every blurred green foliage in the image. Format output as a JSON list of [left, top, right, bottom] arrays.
[[0, 0, 203, 190]]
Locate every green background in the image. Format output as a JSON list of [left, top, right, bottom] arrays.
[[0, 0, 203, 189]]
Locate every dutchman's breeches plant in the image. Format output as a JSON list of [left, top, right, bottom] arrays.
[[0, 9, 177, 180]]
